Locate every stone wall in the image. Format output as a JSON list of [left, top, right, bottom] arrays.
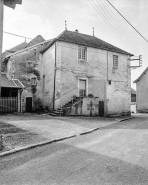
[[7, 43, 46, 111]]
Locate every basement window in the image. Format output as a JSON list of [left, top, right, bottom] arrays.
[[78, 46, 87, 61], [113, 55, 118, 69]]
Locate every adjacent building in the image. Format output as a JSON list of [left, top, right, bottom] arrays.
[[134, 67, 148, 112]]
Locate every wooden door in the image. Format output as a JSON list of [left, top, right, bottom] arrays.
[[26, 97, 32, 112], [99, 101, 104, 117]]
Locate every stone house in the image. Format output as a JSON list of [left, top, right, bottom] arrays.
[[2, 35, 52, 112], [38, 30, 133, 116], [134, 67, 148, 112]]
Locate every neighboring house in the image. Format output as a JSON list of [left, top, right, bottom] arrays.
[[2, 35, 52, 112], [134, 67, 148, 112], [38, 29, 133, 116], [131, 88, 136, 113]]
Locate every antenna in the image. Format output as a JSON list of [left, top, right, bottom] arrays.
[[93, 27, 94, 36], [65, 20, 67, 30]]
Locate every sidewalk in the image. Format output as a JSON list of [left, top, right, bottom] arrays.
[[0, 114, 134, 156]]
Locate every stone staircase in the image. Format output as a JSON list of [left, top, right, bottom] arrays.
[[49, 96, 83, 116]]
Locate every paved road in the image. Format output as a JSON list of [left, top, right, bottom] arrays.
[[1, 114, 148, 185]]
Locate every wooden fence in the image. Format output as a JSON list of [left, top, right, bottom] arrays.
[[0, 97, 18, 114]]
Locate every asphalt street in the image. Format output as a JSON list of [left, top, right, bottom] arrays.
[[1, 114, 148, 185]]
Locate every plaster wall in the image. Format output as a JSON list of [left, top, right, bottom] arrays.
[[40, 44, 55, 110], [136, 72, 148, 111], [106, 53, 131, 115], [54, 41, 130, 115]]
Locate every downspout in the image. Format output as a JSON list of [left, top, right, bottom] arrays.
[[107, 50, 109, 81], [53, 42, 57, 109], [20, 89, 23, 112]]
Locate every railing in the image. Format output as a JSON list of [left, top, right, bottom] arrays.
[[55, 87, 85, 115], [0, 97, 18, 114]]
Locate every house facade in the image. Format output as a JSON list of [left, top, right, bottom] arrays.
[[134, 67, 148, 112], [39, 30, 133, 116], [2, 35, 51, 112]]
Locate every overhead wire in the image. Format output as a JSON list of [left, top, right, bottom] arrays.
[[106, 0, 148, 44], [88, 0, 131, 52], [94, 0, 133, 52], [99, 0, 137, 54], [3, 31, 32, 40]]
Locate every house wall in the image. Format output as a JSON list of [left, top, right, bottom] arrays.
[[40, 43, 55, 110], [6, 44, 46, 111], [106, 52, 131, 115], [136, 72, 148, 111], [54, 41, 131, 115]]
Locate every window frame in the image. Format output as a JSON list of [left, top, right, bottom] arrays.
[[113, 55, 118, 69], [30, 77, 37, 86], [78, 46, 87, 61]]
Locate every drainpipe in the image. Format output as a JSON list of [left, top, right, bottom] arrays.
[[107, 50, 109, 81], [53, 42, 57, 110], [20, 89, 23, 113]]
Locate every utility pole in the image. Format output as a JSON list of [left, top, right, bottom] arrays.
[[0, 0, 4, 97], [0, 0, 22, 97]]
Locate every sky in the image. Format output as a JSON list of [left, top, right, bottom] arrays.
[[2, 0, 148, 90]]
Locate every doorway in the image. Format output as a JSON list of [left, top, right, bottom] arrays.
[[79, 79, 87, 97], [26, 97, 32, 112], [99, 101, 104, 117]]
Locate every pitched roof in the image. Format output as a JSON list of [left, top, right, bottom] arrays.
[[0, 73, 24, 88], [25, 35, 45, 48], [133, 67, 148, 83], [7, 42, 28, 52], [41, 30, 133, 56]]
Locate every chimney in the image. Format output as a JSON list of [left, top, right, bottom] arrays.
[[75, 29, 79, 33]]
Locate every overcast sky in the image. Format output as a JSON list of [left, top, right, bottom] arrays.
[[3, 0, 148, 89]]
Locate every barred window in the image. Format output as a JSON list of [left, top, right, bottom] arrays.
[[78, 46, 87, 61], [113, 55, 118, 68]]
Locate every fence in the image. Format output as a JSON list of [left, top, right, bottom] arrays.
[[0, 97, 18, 114]]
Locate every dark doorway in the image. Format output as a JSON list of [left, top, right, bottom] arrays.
[[26, 97, 32, 112], [99, 101, 104, 117]]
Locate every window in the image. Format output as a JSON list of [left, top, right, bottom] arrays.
[[108, 80, 111, 85], [78, 46, 87, 61], [43, 75, 45, 90], [113, 55, 118, 68], [31, 77, 37, 86]]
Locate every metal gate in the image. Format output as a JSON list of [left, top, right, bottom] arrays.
[[0, 97, 18, 114]]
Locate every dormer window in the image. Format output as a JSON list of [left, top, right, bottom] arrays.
[[31, 77, 37, 86], [78, 46, 87, 61]]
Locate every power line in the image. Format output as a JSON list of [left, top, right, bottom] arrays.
[[3, 31, 32, 40], [106, 0, 148, 43], [99, 0, 137, 53], [88, 0, 131, 51], [94, 0, 133, 52]]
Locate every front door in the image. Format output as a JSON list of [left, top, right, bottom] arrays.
[[26, 97, 32, 112], [79, 79, 86, 97]]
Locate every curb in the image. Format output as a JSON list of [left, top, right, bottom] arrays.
[[0, 116, 134, 157]]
